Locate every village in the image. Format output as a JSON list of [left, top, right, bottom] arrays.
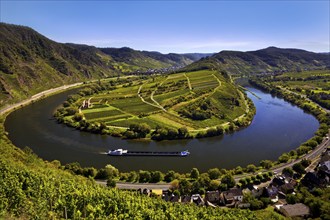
[[136, 147, 330, 219]]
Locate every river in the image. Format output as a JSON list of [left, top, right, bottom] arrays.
[[4, 87, 319, 172]]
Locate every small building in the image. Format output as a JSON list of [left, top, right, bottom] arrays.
[[191, 194, 204, 206], [180, 195, 192, 204], [243, 185, 264, 198], [263, 185, 279, 203], [205, 191, 220, 205], [162, 192, 179, 202], [279, 183, 294, 194], [272, 175, 286, 187], [301, 172, 321, 189], [279, 203, 310, 218], [223, 188, 243, 204], [150, 189, 163, 197]]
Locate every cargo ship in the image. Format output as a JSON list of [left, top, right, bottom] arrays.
[[107, 149, 190, 157]]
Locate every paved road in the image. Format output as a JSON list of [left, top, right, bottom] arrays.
[[97, 181, 170, 190], [97, 135, 329, 190], [0, 82, 83, 116], [281, 87, 330, 113], [234, 132, 330, 182]]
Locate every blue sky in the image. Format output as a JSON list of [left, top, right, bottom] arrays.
[[1, 1, 329, 53]]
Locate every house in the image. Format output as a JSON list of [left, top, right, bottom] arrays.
[[191, 194, 204, 206], [301, 172, 321, 189], [137, 188, 151, 196], [162, 192, 180, 202], [272, 175, 286, 187], [150, 189, 163, 197], [279, 183, 294, 194], [319, 160, 330, 176], [223, 188, 243, 204], [205, 191, 220, 205], [264, 185, 279, 203], [243, 184, 264, 198], [180, 195, 192, 204], [235, 201, 251, 209], [279, 203, 310, 218]]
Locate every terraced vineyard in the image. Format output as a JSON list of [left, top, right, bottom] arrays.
[[58, 70, 253, 139]]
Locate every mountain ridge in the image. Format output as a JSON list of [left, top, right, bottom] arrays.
[[182, 46, 330, 74], [0, 23, 205, 107], [1, 22, 329, 108]]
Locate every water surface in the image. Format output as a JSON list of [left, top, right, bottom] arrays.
[[5, 87, 319, 172]]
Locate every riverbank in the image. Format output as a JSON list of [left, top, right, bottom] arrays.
[[53, 72, 256, 141], [5, 86, 319, 172], [0, 82, 83, 116]]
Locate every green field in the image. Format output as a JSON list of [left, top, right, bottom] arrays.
[[266, 70, 330, 109], [61, 70, 250, 137]]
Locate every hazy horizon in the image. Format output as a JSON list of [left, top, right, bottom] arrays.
[[1, 1, 329, 53]]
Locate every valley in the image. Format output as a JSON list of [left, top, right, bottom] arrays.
[[0, 21, 329, 219]]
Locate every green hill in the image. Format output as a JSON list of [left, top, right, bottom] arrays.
[[0, 23, 204, 108], [182, 47, 330, 74]]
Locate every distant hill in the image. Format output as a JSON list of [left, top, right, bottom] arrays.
[[0, 23, 204, 107], [0, 23, 113, 106], [182, 47, 330, 74], [98, 47, 200, 72]]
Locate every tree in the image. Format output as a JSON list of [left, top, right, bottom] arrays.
[[139, 170, 151, 183], [178, 127, 188, 138], [150, 171, 164, 183], [207, 168, 221, 180], [209, 180, 220, 191], [246, 164, 257, 173], [239, 178, 248, 186], [234, 166, 243, 174], [170, 179, 179, 191], [293, 163, 306, 175], [197, 173, 211, 189], [164, 170, 176, 182], [301, 159, 311, 168], [106, 178, 116, 188], [278, 153, 290, 163], [190, 168, 200, 179], [83, 167, 97, 178], [179, 179, 192, 195], [243, 193, 264, 210], [297, 145, 311, 156], [127, 171, 138, 182], [221, 174, 235, 188], [105, 164, 119, 177], [260, 160, 273, 169], [282, 167, 294, 177]]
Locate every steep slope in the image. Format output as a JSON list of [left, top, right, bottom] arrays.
[[0, 23, 114, 107], [0, 23, 206, 108], [182, 47, 330, 74]]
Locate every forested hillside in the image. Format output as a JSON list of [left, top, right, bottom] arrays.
[[0, 23, 202, 108], [182, 47, 330, 74]]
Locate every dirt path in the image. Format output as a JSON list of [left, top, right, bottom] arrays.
[[0, 82, 83, 116], [184, 73, 192, 90], [137, 85, 166, 111]]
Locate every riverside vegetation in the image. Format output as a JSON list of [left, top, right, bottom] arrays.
[[1, 23, 330, 219], [54, 70, 255, 140], [0, 116, 285, 219]]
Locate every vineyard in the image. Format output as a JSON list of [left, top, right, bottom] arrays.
[[56, 70, 252, 139], [0, 120, 285, 219]]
